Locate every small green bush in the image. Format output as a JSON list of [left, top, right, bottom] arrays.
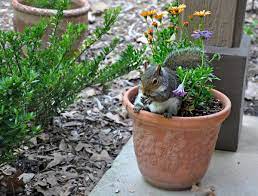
[[24, 0, 71, 10], [0, 8, 145, 161], [244, 19, 258, 41]]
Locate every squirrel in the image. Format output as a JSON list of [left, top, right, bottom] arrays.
[[134, 47, 203, 118]]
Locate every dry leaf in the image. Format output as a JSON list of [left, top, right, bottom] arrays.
[[36, 185, 61, 196], [46, 175, 58, 187], [191, 184, 201, 192], [128, 185, 135, 193], [191, 184, 216, 196], [1, 165, 16, 176], [29, 137, 37, 145], [101, 128, 112, 135], [46, 153, 64, 169], [78, 87, 97, 98], [91, 2, 109, 16], [90, 150, 112, 162], [94, 97, 104, 110], [35, 179, 48, 187], [63, 121, 82, 128], [125, 70, 140, 81], [75, 142, 92, 152], [245, 80, 258, 100], [105, 112, 127, 126], [59, 139, 67, 151], [69, 130, 80, 141], [18, 173, 35, 183], [38, 133, 50, 142]]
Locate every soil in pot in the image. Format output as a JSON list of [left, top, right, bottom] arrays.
[[179, 98, 223, 117]]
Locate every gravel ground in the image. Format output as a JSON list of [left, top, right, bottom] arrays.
[[0, 0, 257, 195], [0, 1, 13, 31]]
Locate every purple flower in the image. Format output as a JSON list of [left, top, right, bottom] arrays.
[[173, 84, 187, 97], [191, 30, 213, 40]]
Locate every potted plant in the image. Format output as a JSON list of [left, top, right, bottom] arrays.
[[12, 0, 90, 47], [123, 2, 231, 190]]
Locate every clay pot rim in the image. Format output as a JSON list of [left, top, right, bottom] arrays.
[[123, 86, 231, 127], [12, 0, 90, 17]]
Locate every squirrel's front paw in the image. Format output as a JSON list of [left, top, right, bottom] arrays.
[[163, 112, 173, 118], [133, 105, 142, 113], [141, 97, 151, 105]]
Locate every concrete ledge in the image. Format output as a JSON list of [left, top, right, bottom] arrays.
[[90, 115, 258, 196]]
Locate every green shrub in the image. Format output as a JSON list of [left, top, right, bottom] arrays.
[[24, 0, 71, 9], [0, 8, 145, 161], [244, 19, 258, 41]]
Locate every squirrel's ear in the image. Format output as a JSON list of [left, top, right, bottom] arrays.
[[155, 65, 162, 76]]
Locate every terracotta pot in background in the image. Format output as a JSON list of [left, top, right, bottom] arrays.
[[12, 0, 90, 48], [123, 86, 231, 190]]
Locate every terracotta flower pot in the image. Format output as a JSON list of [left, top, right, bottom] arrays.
[[12, 0, 90, 48], [123, 86, 231, 190]]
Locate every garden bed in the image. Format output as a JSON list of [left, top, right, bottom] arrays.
[[0, 74, 138, 195]]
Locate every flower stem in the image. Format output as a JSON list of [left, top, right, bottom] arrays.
[[182, 72, 188, 84], [201, 39, 205, 66], [201, 17, 205, 66]]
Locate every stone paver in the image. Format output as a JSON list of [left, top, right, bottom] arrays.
[[90, 115, 258, 196]]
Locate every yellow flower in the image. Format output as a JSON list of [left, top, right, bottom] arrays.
[[178, 4, 186, 9], [149, 10, 157, 17], [183, 21, 189, 26], [140, 9, 157, 18], [144, 28, 154, 38], [148, 35, 153, 43], [140, 11, 149, 17], [152, 21, 158, 28], [188, 14, 194, 20], [168, 24, 175, 29], [168, 4, 186, 15], [147, 28, 154, 35], [175, 26, 181, 30], [154, 13, 164, 21], [193, 10, 211, 17]]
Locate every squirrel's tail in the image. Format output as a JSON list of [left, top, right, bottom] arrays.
[[164, 47, 205, 70]]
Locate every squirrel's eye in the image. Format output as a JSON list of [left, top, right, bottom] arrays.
[[152, 78, 158, 85]]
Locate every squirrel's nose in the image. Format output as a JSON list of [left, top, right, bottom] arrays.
[[141, 88, 146, 96], [142, 87, 149, 97], [143, 93, 150, 98]]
